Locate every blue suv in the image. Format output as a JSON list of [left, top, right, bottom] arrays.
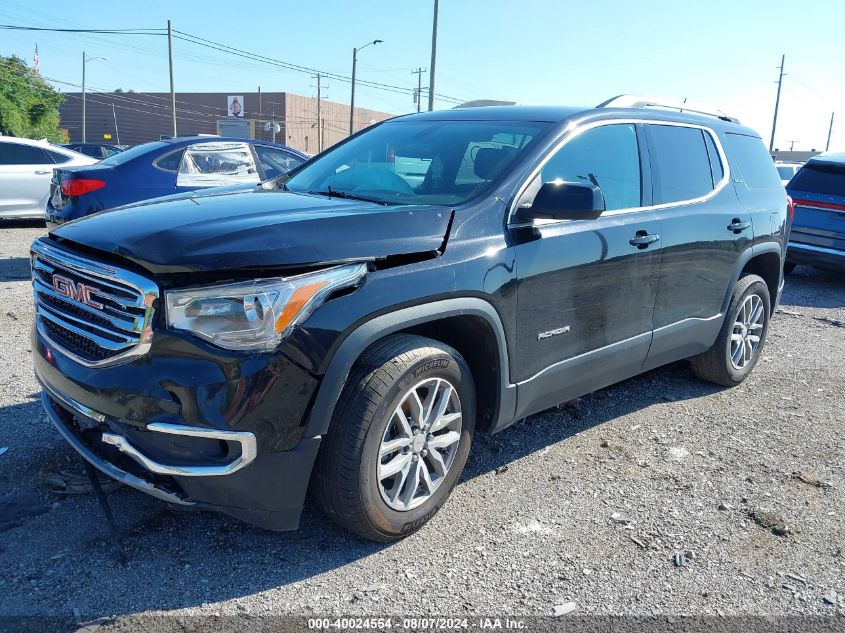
[[786, 153, 845, 272]]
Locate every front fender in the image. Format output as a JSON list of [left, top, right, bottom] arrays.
[[303, 297, 516, 437]]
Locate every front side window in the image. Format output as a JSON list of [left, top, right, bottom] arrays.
[[176, 142, 259, 187], [518, 123, 642, 212], [286, 120, 551, 206], [648, 125, 716, 204], [254, 145, 304, 180]]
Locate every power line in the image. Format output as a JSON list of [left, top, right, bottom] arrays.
[[0, 24, 165, 35], [171, 28, 465, 104], [1, 19, 467, 107]]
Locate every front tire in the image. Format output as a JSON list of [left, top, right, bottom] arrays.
[[312, 334, 476, 541], [689, 274, 771, 387]]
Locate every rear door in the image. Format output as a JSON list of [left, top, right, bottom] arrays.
[[642, 123, 750, 370], [787, 160, 845, 253], [0, 142, 55, 216]]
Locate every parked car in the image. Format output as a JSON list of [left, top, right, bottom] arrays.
[[45, 136, 308, 227], [0, 137, 97, 220], [775, 160, 803, 186], [785, 152, 845, 272], [62, 142, 128, 160], [32, 97, 789, 541]]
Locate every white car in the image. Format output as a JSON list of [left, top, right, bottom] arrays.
[[0, 136, 97, 220], [775, 161, 803, 187]]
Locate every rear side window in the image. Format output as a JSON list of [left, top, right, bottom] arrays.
[[789, 162, 845, 196], [154, 149, 184, 172], [647, 125, 716, 204], [0, 142, 50, 165], [45, 149, 72, 164], [723, 133, 782, 189], [703, 132, 724, 186]]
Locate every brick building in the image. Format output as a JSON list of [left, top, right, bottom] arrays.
[[58, 91, 393, 153]]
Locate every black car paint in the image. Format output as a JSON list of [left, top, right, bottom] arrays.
[[34, 106, 787, 531], [52, 190, 453, 276]]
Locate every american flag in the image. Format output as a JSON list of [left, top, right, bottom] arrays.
[[33, 44, 40, 74]]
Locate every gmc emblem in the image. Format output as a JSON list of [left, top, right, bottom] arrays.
[[52, 274, 104, 310]]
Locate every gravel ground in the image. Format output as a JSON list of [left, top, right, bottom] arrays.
[[0, 222, 843, 627]]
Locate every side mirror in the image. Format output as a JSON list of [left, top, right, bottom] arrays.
[[518, 180, 605, 222]]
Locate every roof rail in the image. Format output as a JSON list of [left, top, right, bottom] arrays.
[[597, 95, 740, 124]]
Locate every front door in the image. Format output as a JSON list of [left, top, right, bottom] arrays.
[[0, 142, 53, 216], [511, 122, 662, 418]]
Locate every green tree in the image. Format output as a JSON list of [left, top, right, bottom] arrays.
[[0, 54, 67, 143]]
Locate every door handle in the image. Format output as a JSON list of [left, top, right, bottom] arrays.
[[34, 170, 51, 175], [727, 218, 751, 233], [629, 231, 660, 248]]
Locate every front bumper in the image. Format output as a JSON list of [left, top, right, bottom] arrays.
[[34, 325, 324, 531]]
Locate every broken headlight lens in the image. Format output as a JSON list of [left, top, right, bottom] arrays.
[[165, 264, 367, 351]]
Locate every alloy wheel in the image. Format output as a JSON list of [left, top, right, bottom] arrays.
[[730, 294, 765, 370], [377, 377, 462, 511]]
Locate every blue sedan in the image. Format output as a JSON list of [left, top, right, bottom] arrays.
[[46, 136, 307, 227]]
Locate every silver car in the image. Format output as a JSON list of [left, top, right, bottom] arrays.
[[0, 136, 97, 220]]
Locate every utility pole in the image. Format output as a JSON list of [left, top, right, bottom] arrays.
[[258, 86, 262, 115], [787, 139, 798, 151], [769, 54, 785, 152], [412, 67, 427, 113], [82, 51, 86, 142], [271, 104, 277, 143], [427, 0, 439, 112], [826, 112, 835, 151], [315, 73, 322, 152], [167, 19, 177, 138], [112, 103, 120, 144]]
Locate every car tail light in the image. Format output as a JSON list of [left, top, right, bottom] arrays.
[[786, 195, 794, 223], [60, 178, 106, 197]]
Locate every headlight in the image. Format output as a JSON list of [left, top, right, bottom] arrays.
[[165, 264, 367, 351]]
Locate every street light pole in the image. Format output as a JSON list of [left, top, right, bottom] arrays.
[[349, 39, 383, 135], [82, 52, 107, 143]]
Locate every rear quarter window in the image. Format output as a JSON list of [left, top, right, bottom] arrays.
[[723, 133, 782, 189], [787, 162, 845, 197]]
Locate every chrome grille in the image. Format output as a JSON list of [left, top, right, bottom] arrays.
[[31, 239, 158, 367]]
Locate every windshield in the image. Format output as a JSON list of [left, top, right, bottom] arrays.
[[285, 119, 551, 205], [99, 141, 169, 166]]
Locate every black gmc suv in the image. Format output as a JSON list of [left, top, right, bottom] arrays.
[[32, 98, 789, 541]]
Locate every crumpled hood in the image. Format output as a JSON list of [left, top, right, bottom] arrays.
[[50, 190, 452, 275]]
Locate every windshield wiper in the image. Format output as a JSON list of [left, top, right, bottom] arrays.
[[307, 186, 390, 205]]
